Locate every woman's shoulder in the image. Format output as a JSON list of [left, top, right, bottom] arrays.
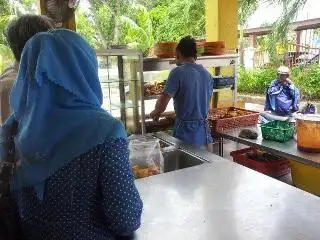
[[97, 114, 127, 140]]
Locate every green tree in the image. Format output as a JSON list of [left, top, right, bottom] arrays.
[[0, 0, 14, 72], [77, 0, 156, 53], [121, 3, 154, 53], [150, 0, 205, 42], [239, 0, 307, 65]]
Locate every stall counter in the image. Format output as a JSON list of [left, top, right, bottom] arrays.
[[135, 158, 320, 240]]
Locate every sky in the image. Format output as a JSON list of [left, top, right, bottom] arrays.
[[78, 0, 320, 29], [247, 0, 320, 28]]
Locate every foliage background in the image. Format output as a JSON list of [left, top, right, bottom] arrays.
[[238, 65, 320, 100], [0, 0, 207, 71], [1, 0, 317, 101]]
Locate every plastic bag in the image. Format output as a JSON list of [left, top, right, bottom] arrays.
[[129, 135, 164, 179], [301, 103, 317, 114]]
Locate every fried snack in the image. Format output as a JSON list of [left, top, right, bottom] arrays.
[[137, 168, 149, 179], [144, 81, 167, 97], [148, 167, 160, 176], [132, 165, 161, 179]]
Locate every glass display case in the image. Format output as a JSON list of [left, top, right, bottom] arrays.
[[96, 49, 239, 135], [96, 49, 146, 134]]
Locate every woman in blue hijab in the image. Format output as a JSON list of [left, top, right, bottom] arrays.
[[2, 29, 142, 239]]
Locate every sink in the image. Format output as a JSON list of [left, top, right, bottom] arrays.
[[159, 140, 171, 149], [163, 150, 206, 172]]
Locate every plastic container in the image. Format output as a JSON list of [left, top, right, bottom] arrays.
[[296, 114, 320, 152], [196, 40, 205, 56], [261, 120, 295, 142], [230, 147, 290, 178], [154, 42, 177, 58], [212, 76, 235, 88], [204, 41, 226, 55], [290, 160, 320, 196]]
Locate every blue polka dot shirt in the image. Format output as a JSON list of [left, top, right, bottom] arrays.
[[13, 138, 143, 240]]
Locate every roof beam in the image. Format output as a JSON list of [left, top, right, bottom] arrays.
[[244, 18, 320, 37]]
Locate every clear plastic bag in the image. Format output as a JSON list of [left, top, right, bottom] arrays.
[[128, 135, 164, 179]]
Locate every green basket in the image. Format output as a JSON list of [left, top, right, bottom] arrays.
[[261, 120, 295, 142]]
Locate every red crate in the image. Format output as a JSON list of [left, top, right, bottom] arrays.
[[230, 147, 290, 178]]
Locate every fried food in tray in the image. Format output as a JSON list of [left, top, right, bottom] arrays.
[[132, 165, 161, 179], [209, 108, 247, 120], [144, 111, 175, 133], [144, 80, 167, 97]]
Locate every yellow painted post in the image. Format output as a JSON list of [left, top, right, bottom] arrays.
[[205, 0, 239, 108], [218, 0, 237, 50], [205, 0, 219, 42], [205, 0, 238, 49]]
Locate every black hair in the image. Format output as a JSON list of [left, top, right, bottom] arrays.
[[5, 15, 54, 61], [176, 36, 197, 59]]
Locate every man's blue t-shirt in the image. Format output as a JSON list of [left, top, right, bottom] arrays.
[[164, 63, 213, 146], [164, 63, 213, 120]]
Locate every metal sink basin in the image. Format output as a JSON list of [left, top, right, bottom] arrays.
[[163, 150, 206, 172], [159, 140, 171, 149]]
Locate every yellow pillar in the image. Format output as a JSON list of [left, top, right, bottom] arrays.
[[206, 0, 241, 108], [205, 0, 238, 50]]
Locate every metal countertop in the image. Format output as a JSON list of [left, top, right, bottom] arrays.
[[135, 159, 320, 240], [219, 125, 320, 168]]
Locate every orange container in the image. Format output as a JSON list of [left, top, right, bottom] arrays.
[[196, 40, 205, 56], [296, 114, 320, 152], [154, 42, 177, 58], [205, 41, 226, 49], [205, 41, 226, 55]]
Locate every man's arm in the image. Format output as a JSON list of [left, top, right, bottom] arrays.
[[151, 68, 179, 121], [150, 93, 171, 121]]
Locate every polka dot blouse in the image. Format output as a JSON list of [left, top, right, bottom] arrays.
[[13, 138, 143, 240]]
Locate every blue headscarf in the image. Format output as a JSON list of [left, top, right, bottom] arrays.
[[2, 29, 126, 198]]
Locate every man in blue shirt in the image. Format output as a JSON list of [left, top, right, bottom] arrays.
[[150, 36, 214, 150]]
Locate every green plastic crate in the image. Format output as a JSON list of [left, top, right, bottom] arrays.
[[261, 120, 295, 142]]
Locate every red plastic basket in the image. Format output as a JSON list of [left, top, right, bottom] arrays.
[[230, 147, 290, 178]]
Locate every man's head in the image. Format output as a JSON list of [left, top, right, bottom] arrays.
[[176, 36, 197, 65], [5, 15, 54, 62], [277, 66, 290, 83]]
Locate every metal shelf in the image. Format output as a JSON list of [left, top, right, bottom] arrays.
[[96, 49, 143, 57], [143, 54, 239, 72]]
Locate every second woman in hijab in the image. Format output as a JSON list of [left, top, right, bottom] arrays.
[[3, 27, 143, 239]]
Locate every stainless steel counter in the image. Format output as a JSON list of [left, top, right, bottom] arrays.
[[218, 125, 320, 168], [135, 159, 320, 239]]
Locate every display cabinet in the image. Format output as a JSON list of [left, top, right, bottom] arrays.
[[96, 49, 239, 134]]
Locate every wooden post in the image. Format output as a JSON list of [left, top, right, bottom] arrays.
[[38, 0, 46, 14], [62, 14, 76, 31], [296, 30, 302, 55], [252, 34, 257, 48], [38, 0, 77, 31]]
